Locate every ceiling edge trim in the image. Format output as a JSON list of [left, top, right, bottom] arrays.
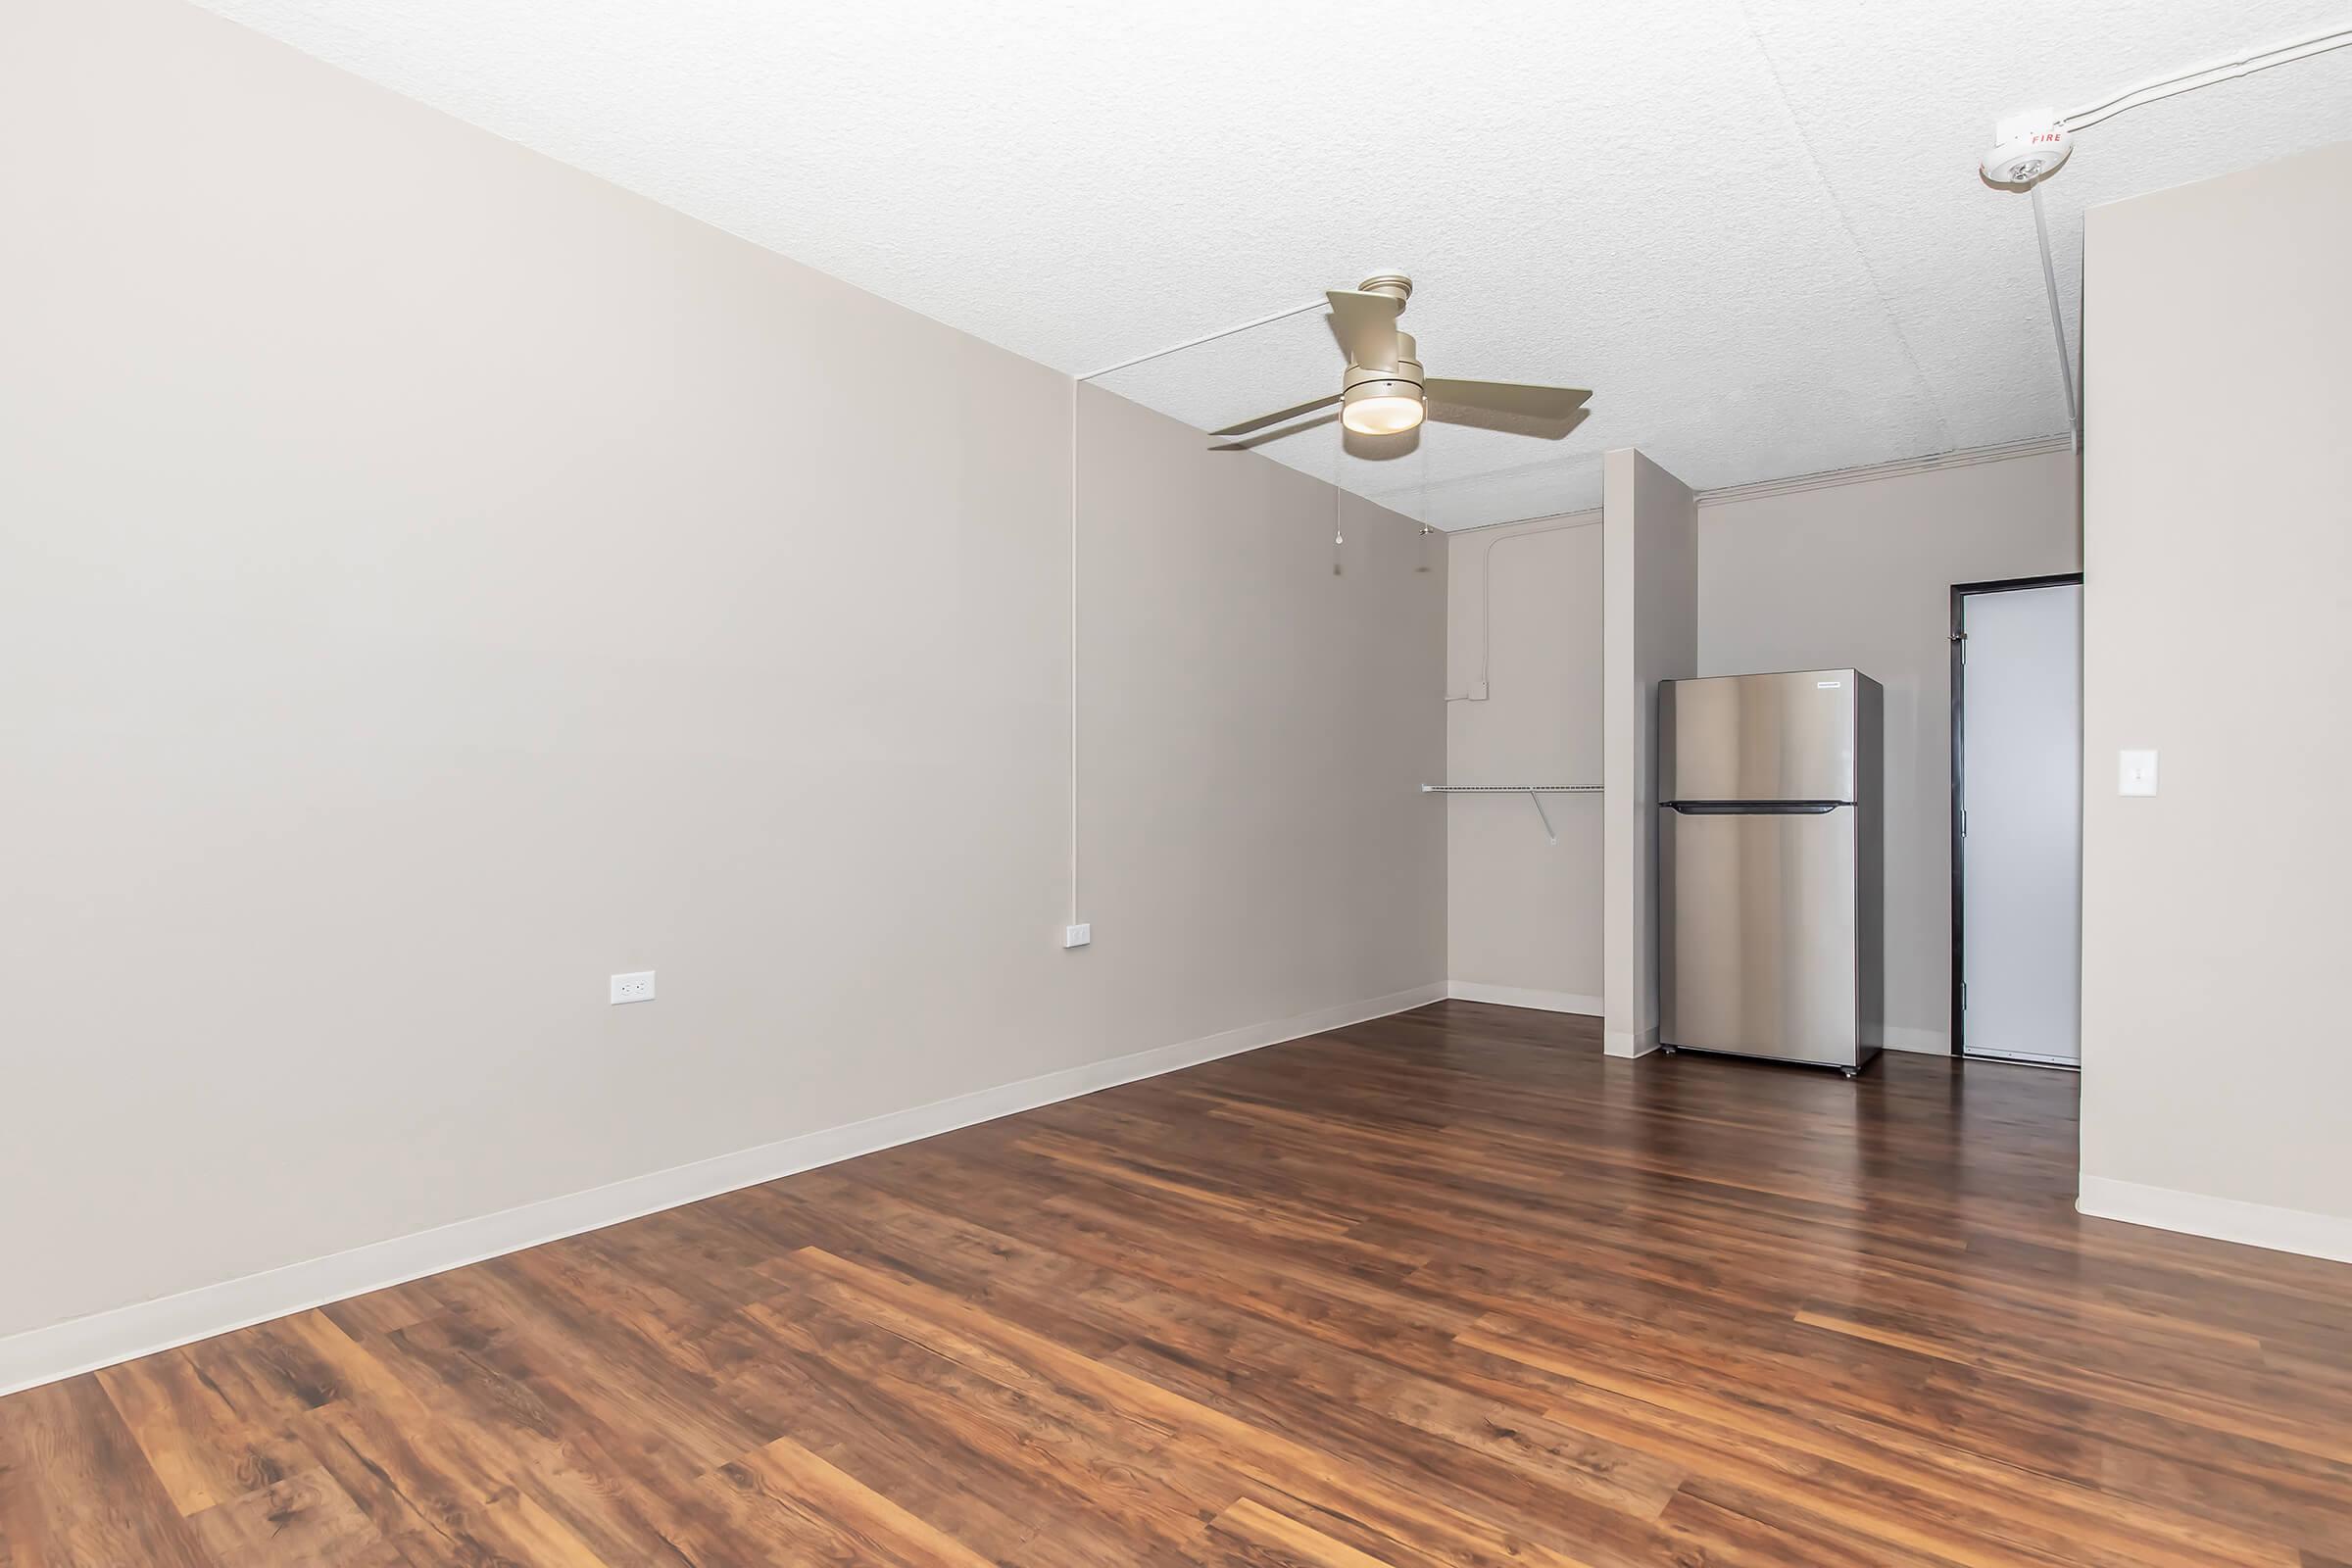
[[1695, 434, 2076, 508], [1437, 434, 2076, 535]]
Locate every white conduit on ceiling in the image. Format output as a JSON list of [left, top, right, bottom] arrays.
[[2000, 21, 2352, 450], [1077, 299, 1327, 385], [2060, 24, 2352, 131]]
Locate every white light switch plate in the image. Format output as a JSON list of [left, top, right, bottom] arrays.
[[1062, 923, 1092, 949], [610, 970, 656, 1004], [2118, 750, 2158, 797]]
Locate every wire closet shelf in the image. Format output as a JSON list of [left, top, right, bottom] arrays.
[[1419, 784, 1601, 845]]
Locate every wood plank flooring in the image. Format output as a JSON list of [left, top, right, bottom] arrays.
[[5, 1000, 2350, 1565]]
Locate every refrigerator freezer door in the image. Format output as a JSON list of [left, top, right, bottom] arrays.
[[1660, 804, 1861, 1066], [1660, 670, 1860, 804]]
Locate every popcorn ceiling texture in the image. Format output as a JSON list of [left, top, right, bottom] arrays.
[[196, 0, 2352, 527]]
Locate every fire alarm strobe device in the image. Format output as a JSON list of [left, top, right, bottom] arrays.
[[1981, 107, 2072, 187]]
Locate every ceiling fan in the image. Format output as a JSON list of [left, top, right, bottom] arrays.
[[1213, 274, 1592, 449]]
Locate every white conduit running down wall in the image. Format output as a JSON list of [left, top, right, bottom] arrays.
[[1444, 514, 1601, 706], [1065, 299, 1330, 931]]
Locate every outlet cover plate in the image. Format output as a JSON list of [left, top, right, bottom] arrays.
[[2118, 750, 2158, 797], [1062, 923, 1092, 949], [611, 970, 657, 1004]]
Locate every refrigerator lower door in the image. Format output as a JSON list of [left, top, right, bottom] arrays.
[[1661, 804, 1861, 1067]]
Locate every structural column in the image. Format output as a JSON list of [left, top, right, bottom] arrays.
[[1601, 449, 1697, 1057]]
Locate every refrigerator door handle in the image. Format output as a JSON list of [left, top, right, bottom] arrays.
[[1665, 801, 1844, 815]]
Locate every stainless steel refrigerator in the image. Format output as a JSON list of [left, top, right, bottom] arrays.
[[1658, 669, 1884, 1076]]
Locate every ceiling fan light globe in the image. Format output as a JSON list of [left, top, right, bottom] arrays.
[[1344, 396, 1424, 435], [1341, 383, 1426, 435]]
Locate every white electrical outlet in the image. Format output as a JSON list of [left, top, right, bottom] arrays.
[[610, 970, 656, 1004], [2118, 750, 2159, 797], [1062, 923, 1092, 949]]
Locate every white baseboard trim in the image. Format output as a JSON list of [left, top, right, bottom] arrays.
[[1604, 1024, 1660, 1058], [1445, 982, 1603, 1017], [0, 981, 1446, 1398], [2077, 1175, 2352, 1265], [1883, 1026, 1951, 1056]]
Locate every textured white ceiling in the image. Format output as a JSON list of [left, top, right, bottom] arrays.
[[196, 0, 2352, 528]]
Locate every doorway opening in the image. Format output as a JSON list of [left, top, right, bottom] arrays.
[[1951, 573, 2083, 1066]]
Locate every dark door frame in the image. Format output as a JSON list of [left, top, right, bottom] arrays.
[[1949, 571, 2083, 1063]]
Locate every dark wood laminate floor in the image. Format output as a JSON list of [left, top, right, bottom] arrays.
[[6, 1002, 2350, 1567]]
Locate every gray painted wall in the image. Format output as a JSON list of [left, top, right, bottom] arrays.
[[1699, 451, 2080, 1052], [1440, 451, 2077, 1047], [2080, 141, 2352, 1241], [0, 0, 1446, 1340], [1445, 517, 1604, 1007]]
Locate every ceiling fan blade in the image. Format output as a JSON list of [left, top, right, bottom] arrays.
[[1212, 392, 1342, 439], [1210, 412, 1340, 451], [1422, 378, 1592, 421], [1325, 289, 1402, 369], [1426, 400, 1592, 442]]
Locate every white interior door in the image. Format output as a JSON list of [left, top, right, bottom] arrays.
[[1960, 582, 2082, 1064]]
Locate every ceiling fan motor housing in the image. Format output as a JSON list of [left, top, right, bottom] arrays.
[[1346, 330, 1421, 385], [1343, 327, 1425, 433], [1213, 271, 1590, 445]]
